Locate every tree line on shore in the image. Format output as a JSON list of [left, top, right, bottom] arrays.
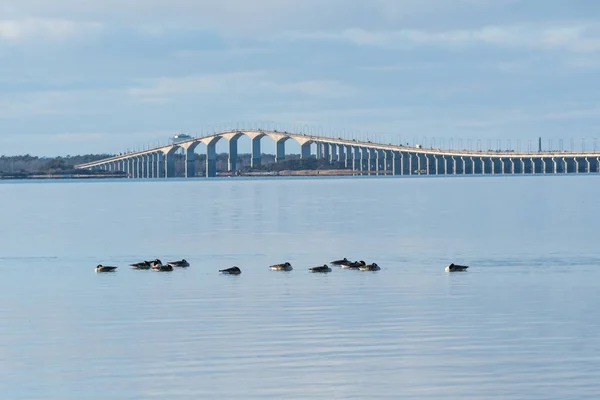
[[0, 153, 350, 177]]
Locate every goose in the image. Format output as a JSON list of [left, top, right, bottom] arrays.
[[445, 263, 469, 272], [340, 260, 366, 269], [270, 262, 293, 271], [309, 264, 332, 273], [168, 259, 190, 268], [95, 265, 117, 273], [359, 263, 380, 271], [150, 259, 163, 269], [130, 260, 152, 269], [153, 263, 173, 272], [330, 257, 349, 266], [220, 266, 241, 275]]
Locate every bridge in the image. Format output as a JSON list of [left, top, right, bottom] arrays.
[[75, 129, 600, 178]]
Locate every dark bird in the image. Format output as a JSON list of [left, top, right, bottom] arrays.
[[95, 264, 117, 273], [359, 263, 380, 271], [331, 257, 349, 266], [168, 259, 190, 268], [220, 266, 241, 275], [309, 264, 332, 273], [270, 262, 293, 271], [130, 260, 152, 269], [445, 263, 469, 272], [340, 260, 366, 269]]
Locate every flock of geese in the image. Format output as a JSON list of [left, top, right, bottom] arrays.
[[95, 258, 470, 273]]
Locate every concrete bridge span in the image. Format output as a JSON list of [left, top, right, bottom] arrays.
[[75, 129, 600, 178]]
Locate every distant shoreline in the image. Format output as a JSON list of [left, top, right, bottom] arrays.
[[0, 169, 391, 180]]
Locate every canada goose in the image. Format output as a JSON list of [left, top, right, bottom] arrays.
[[445, 263, 469, 272], [340, 260, 366, 269], [270, 262, 293, 271], [130, 260, 152, 269], [331, 257, 349, 265], [95, 265, 117, 273], [220, 266, 241, 275], [309, 264, 332, 273], [359, 263, 380, 271], [168, 259, 190, 268]]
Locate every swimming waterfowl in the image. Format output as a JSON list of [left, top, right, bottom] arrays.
[[95, 264, 117, 273], [130, 260, 152, 269], [270, 262, 293, 271], [168, 259, 190, 268], [331, 257, 349, 266], [359, 263, 380, 271], [153, 263, 173, 272], [149, 259, 163, 269], [309, 264, 332, 273], [445, 263, 469, 272], [220, 266, 241, 275], [340, 260, 366, 269]]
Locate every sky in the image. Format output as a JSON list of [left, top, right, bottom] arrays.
[[1, 0, 599, 156]]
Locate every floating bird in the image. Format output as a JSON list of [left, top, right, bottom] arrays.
[[168, 259, 190, 268], [130, 260, 152, 269], [149, 259, 163, 269], [359, 263, 380, 271], [331, 257, 350, 266], [95, 264, 117, 273], [220, 266, 241, 275], [445, 263, 469, 272], [270, 262, 293, 271], [153, 264, 173, 272], [340, 260, 366, 269], [309, 264, 332, 273]]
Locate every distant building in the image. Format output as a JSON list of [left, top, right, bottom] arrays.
[[171, 134, 192, 144]]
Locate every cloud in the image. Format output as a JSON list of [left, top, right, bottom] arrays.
[[0, 18, 103, 42], [283, 22, 600, 53], [127, 72, 355, 103]]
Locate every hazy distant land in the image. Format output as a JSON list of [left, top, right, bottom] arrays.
[[0, 153, 356, 179]]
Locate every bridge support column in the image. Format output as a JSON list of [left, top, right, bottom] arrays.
[[337, 145, 344, 163], [146, 155, 151, 178], [185, 148, 196, 178], [460, 156, 465, 175], [165, 152, 175, 178], [229, 139, 238, 172], [382, 150, 388, 175], [136, 157, 142, 178], [541, 158, 547, 174], [156, 153, 164, 178], [316, 143, 323, 160], [276, 139, 286, 163], [586, 157, 591, 173], [520, 158, 525, 174], [451, 156, 456, 175], [345, 145, 352, 169], [500, 158, 505, 175], [323, 143, 331, 164], [392, 152, 401, 175], [329, 144, 337, 164], [552, 157, 557, 174], [251, 136, 261, 167], [206, 142, 217, 177], [352, 147, 360, 171], [575, 158, 580, 173], [300, 143, 311, 159], [531, 158, 536, 174]]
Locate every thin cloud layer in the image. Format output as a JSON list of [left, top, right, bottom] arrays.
[[0, 0, 599, 155]]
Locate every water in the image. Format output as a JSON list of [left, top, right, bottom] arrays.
[[1, 175, 599, 399]]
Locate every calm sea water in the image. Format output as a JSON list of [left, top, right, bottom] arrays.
[[1, 175, 599, 399]]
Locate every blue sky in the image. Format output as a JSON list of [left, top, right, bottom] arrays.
[[1, 0, 599, 156]]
